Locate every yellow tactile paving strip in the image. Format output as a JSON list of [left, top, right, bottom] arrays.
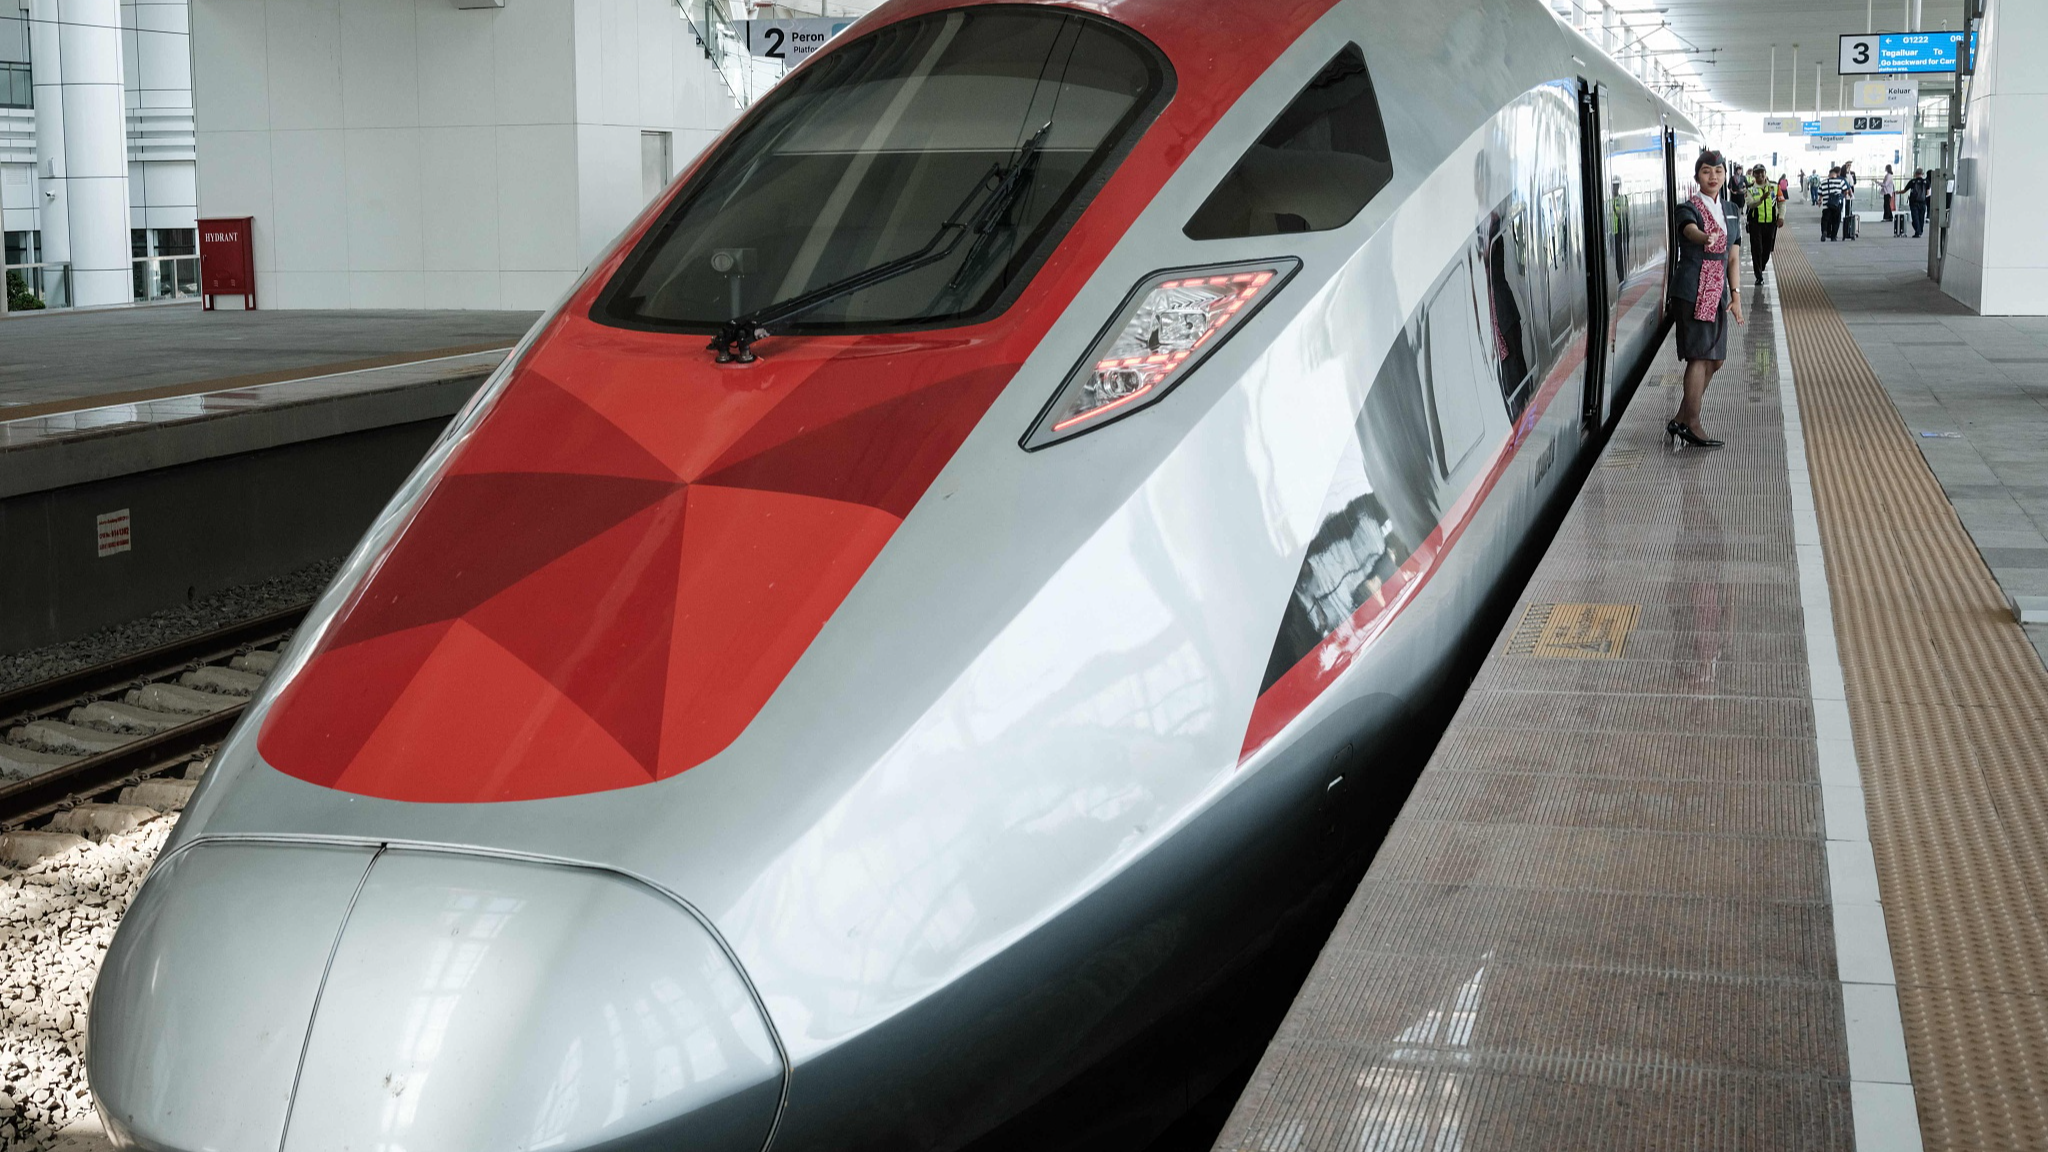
[[1776, 235, 2048, 1151]]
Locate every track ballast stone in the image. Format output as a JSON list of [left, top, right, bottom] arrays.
[[0, 820, 171, 1151], [0, 557, 338, 691]]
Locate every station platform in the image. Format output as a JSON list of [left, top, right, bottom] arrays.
[[1796, 228, 2048, 668], [0, 304, 536, 418], [1214, 227, 2048, 1151], [0, 307, 536, 654]]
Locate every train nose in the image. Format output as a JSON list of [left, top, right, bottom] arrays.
[[91, 844, 784, 1152]]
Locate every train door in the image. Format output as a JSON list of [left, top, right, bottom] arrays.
[[1661, 122, 1678, 319], [1576, 79, 1613, 429]]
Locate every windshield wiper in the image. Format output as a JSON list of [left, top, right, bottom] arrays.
[[709, 122, 1052, 363]]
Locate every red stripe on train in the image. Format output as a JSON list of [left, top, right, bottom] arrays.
[[1239, 331, 1596, 762]]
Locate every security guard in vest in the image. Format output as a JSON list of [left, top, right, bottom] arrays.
[[1744, 164, 1784, 285]]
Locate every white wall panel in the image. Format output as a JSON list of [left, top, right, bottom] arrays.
[[343, 126, 421, 270], [193, 0, 734, 308], [574, 121, 639, 263], [599, 0, 635, 126], [495, 122, 577, 272], [267, 267, 348, 307], [192, 0, 270, 133], [424, 268, 500, 309], [636, 0, 671, 128], [347, 269, 423, 307], [492, 0, 574, 126], [121, 24, 140, 91], [133, 0, 188, 35], [572, 0, 603, 124], [142, 153, 195, 206], [263, 0, 342, 131], [1943, 0, 2048, 315], [57, 18, 124, 85], [340, 0, 418, 129], [193, 127, 274, 267], [59, 82, 129, 176], [137, 29, 191, 94], [416, 2, 499, 128], [267, 127, 345, 270], [499, 266, 575, 310], [419, 125, 497, 271]]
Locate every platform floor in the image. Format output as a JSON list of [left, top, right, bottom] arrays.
[[0, 305, 536, 417], [1216, 274, 1866, 1149], [1218, 230, 2048, 1151], [1794, 219, 2048, 667], [1776, 233, 2048, 1152]]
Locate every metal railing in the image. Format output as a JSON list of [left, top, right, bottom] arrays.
[[2, 263, 71, 314], [133, 254, 200, 303]]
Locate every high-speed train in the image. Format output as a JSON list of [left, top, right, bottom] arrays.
[[91, 1, 1701, 1148]]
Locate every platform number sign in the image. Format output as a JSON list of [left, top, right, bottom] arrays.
[[1841, 34, 1877, 72], [1840, 31, 1976, 75], [741, 18, 854, 64]]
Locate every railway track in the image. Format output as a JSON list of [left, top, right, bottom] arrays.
[[0, 605, 310, 866]]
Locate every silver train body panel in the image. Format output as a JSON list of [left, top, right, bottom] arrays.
[[91, 1, 1694, 1148]]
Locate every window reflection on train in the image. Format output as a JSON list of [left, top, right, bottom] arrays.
[[1474, 84, 1581, 424], [1267, 83, 1669, 678], [1605, 122, 1670, 376]]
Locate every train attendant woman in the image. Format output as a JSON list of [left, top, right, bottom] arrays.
[[1668, 150, 1744, 448]]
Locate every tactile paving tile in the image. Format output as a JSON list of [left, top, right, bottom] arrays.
[[1776, 236, 2048, 1152], [1214, 277, 1852, 1150]]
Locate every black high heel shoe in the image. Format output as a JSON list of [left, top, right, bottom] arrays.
[[1667, 421, 1724, 448]]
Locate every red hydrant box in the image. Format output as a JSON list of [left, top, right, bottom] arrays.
[[199, 216, 256, 310]]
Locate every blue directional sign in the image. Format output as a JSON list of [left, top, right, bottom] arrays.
[[1839, 32, 1977, 75]]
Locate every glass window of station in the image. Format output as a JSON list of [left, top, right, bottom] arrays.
[[597, 8, 1170, 334], [0, 12, 27, 108]]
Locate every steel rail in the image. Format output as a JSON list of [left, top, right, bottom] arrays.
[[0, 602, 311, 827], [0, 708, 241, 829], [0, 603, 310, 724]]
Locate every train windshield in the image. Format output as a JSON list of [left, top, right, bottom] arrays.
[[596, 9, 1168, 334]]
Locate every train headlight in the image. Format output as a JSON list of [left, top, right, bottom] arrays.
[[1022, 259, 1299, 449]]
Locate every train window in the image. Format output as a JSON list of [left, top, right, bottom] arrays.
[[594, 10, 1170, 334], [1183, 44, 1392, 240]]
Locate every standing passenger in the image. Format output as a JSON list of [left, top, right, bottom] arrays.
[[1883, 164, 1902, 235], [1840, 162, 1859, 240], [1668, 150, 1743, 449]]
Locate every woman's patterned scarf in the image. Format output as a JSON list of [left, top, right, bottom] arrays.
[[1691, 192, 1727, 322]]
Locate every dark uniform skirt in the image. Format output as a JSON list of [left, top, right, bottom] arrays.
[[1673, 300, 1729, 362]]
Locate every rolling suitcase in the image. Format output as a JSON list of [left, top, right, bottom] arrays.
[[1843, 210, 1858, 240]]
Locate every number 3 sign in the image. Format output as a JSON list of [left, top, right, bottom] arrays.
[[1839, 34, 1880, 74]]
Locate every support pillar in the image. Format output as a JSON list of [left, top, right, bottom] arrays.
[[1942, 0, 2048, 314], [28, 0, 131, 308]]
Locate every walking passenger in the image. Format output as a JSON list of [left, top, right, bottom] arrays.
[[1667, 150, 1743, 450], [1745, 164, 1782, 285], [1907, 169, 1931, 238], [1819, 167, 1847, 241]]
